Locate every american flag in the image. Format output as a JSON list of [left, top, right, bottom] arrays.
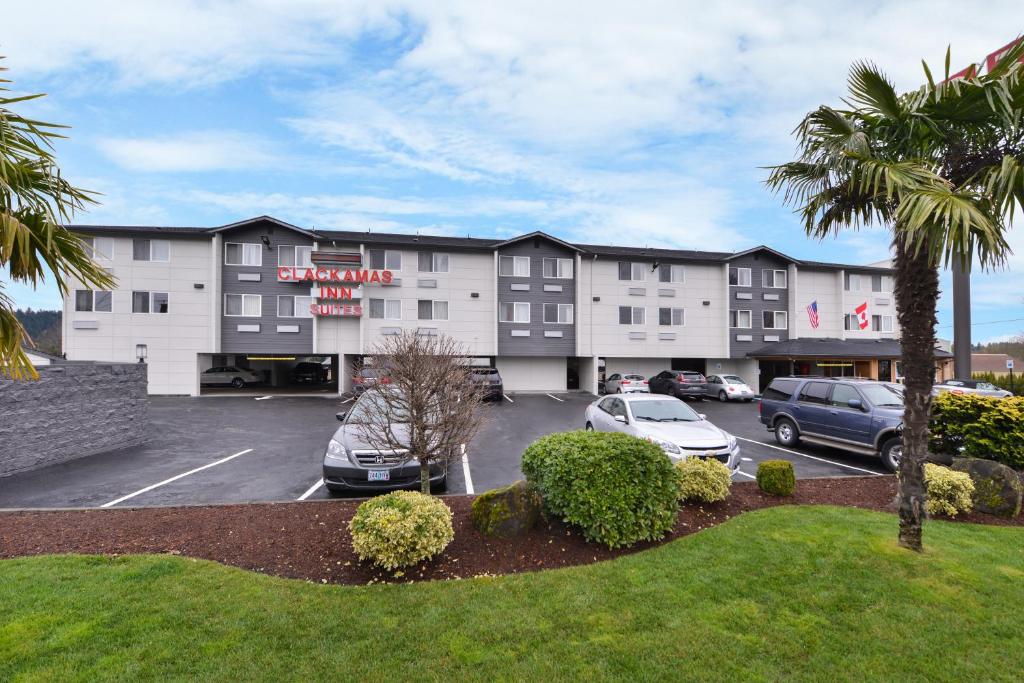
[[806, 300, 820, 329]]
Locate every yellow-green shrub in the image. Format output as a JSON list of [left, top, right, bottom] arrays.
[[675, 457, 731, 503], [756, 460, 795, 496], [930, 393, 1024, 468], [924, 464, 974, 518], [348, 490, 454, 570]]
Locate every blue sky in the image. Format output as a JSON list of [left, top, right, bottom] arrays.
[[3, 1, 1022, 343]]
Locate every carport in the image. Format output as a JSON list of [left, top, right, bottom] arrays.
[[198, 353, 340, 395]]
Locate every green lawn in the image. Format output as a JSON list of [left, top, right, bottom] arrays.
[[2, 506, 1022, 682]]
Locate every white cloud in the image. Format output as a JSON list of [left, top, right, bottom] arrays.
[[95, 132, 278, 172]]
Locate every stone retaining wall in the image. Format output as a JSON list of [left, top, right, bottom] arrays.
[[0, 363, 148, 478]]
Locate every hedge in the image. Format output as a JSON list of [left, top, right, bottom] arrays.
[[756, 460, 796, 496], [930, 393, 1024, 469], [971, 371, 1019, 395]]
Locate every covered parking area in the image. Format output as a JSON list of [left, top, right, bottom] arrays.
[[198, 353, 340, 395]]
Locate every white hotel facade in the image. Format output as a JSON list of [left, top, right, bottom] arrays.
[[63, 216, 918, 396]]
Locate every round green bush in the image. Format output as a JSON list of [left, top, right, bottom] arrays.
[[348, 490, 454, 570], [924, 463, 975, 517], [756, 460, 795, 497], [521, 431, 678, 549], [675, 457, 732, 503]]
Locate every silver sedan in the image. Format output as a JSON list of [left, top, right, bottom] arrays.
[[933, 379, 1013, 398]]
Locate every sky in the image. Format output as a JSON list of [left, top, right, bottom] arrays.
[[2, 0, 1022, 343]]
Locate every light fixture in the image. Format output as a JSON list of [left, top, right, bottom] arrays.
[[136, 344, 148, 363], [260, 235, 271, 249]]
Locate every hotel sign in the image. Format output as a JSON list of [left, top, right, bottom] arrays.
[[276, 266, 393, 318], [277, 267, 393, 284]]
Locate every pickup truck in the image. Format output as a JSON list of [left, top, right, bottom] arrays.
[[758, 377, 905, 471]]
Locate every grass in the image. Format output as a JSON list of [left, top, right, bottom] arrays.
[[2, 506, 1023, 681]]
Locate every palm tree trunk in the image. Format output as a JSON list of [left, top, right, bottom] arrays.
[[893, 237, 939, 551], [420, 458, 431, 495]]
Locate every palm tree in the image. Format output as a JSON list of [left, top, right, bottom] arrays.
[[1, 57, 113, 380], [767, 43, 1024, 551]]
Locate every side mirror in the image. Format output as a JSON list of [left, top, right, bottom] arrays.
[[699, 414, 707, 420], [613, 414, 627, 423], [847, 399, 863, 410], [336, 411, 348, 422]]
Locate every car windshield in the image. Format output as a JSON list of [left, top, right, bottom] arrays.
[[360, 369, 381, 378], [624, 374, 645, 380], [629, 399, 700, 422], [346, 391, 409, 422], [723, 375, 745, 385], [860, 384, 903, 407]]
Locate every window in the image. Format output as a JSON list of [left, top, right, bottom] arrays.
[[225, 242, 262, 266], [872, 274, 892, 292], [658, 307, 685, 326], [499, 302, 530, 323], [277, 295, 313, 318], [617, 262, 645, 281], [417, 300, 448, 320], [499, 255, 531, 277], [543, 303, 573, 324], [844, 273, 862, 291], [74, 290, 112, 312], [729, 310, 752, 328], [418, 252, 450, 273], [224, 293, 261, 317], [82, 236, 114, 260], [368, 298, 402, 320], [133, 238, 169, 262], [844, 313, 859, 331], [797, 381, 831, 405], [542, 258, 573, 279], [762, 378, 799, 401], [133, 291, 169, 314], [830, 384, 861, 408], [763, 311, 788, 329], [618, 306, 645, 325], [658, 264, 685, 283], [729, 267, 752, 287], [368, 249, 401, 270], [277, 245, 313, 268], [872, 315, 894, 332], [762, 269, 787, 288]]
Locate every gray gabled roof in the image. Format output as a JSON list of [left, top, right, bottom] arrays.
[[747, 338, 953, 359], [317, 229, 500, 251], [493, 230, 584, 253], [726, 245, 796, 263], [209, 215, 317, 237]]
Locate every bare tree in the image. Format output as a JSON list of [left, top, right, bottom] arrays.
[[351, 331, 488, 494]]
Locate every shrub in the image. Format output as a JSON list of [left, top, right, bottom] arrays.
[[675, 457, 732, 503], [521, 431, 678, 549], [348, 490, 454, 570], [924, 464, 975, 518], [756, 460, 795, 496], [930, 393, 1024, 469]]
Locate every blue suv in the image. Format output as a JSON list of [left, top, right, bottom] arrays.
[[758, 377, 904, 471]]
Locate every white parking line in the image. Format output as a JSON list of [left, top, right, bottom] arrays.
[[733, 469, 756, 479], [740, 457, 753, 462], [297, 478, 324, 501], [733, 436, 885, 475], [460, 444, 474, 495], [254, 396, 272, 401], [100, 449, 255, 508], [546, 393, 564, 402], [341, 397, 354, 404], [503, 394, 514, 403]]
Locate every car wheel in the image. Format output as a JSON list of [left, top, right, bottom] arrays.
[[774, 417, 799, 447], [231, 377, 245, 389], [585, 422, 594, 431], [615, 387, 622, 394], [431, 475, 449, 494], [718, 390, 728, 402], [880, 437, 902, 472]]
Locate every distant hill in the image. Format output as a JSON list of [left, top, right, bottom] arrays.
[[972, 337, 1024, 361], [15, 309, 62, 356]]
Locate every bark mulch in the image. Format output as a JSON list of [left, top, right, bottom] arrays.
[[1, 476, 1020, 585]]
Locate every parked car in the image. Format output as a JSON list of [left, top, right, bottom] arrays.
[[705, 374, 755, 402], [584, 394, 740, 470], [470, 367, 504, 400], [648, 370, 708, 400], [933, 379, 1013, 398], [352, 367, 389, 395], [323, 390, 448, 493], [291, 361, 329, 384], [604, 373, 650, 394], [758, 377, 905, 471], [200, 366, 262, 389]]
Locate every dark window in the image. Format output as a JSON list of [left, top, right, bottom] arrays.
[[618, 306, 631, 324], [368, 249, 386, 270], [94, 291, 112, 312], [133, 239, 150, 261], [418, 300, 433, 319], [617, 262, 631, 280], [798, 381, 831, 405], [762, 378, 799, 401], [132, 291, 150, 313], [75, 290, 93, 312]]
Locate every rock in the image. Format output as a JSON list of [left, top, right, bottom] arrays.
[[471, 481, 541, 538], [951, 457, 1023, 518]]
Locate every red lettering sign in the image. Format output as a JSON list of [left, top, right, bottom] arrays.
[[278, 267, 392, 283], [311, 303, 363, 317]]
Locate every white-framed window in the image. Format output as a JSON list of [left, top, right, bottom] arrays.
[[543, 303, 573, 324], [132, 291, 169, 314], [844, 313, 859, 331], [368, 298, 402, 320], [845, 273, 862, 291], [224, 293, 261, 317], [368, 249, 402, 270], [872, 314, 894, 332], [277, 295, 313, 318], [658, 307, 685, 326], [618, 306, 645, 325], [133, 238, 169, 262], [542, 258, 573, 279], [224, 242, 262, 267], [499, 302, 530, 323], [74, 289, 112, 312], [499, 255, 531, 277], [418, 252, 450, 273], [763, 310, 788, 330], [417, 299, 448, 320], [82, 236, 114, 261], [729, 267, 751, 287], [730, 310, 752, 328], [617, 262, 646, 281], [871, 274, 893, 292], [762, 269, 787, 288], [658, 264, 685, 283], [277, 245, 313, 268]]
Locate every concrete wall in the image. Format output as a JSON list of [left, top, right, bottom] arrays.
[[497, 356, 567, 392], [707, 358, 759, 389], [0, 363, 148, 478]]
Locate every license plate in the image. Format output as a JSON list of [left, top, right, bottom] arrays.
[[367, 470, 390, 482]]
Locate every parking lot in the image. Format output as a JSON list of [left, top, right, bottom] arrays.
[[0, 392, 889, 510]]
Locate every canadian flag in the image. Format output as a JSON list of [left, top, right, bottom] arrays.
[[855, 302, 869, 330]]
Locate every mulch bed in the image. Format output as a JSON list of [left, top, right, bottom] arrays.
[[1, 476, 1020, 585]]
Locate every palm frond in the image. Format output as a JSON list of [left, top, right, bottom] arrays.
[[848, 61, 903, 120], [896, 186, 1010, 269]]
